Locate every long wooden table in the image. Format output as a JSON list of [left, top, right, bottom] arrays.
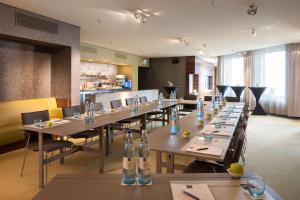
[[33, 174, 283, 200], [22, 101, 177, 188], [149, 102, 244, 173]]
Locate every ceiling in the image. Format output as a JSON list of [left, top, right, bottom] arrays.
[[1, 0, 300, 58]]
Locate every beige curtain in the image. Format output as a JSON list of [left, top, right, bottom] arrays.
[[286, 43, 300, 117], [218, 44, 300, 117]]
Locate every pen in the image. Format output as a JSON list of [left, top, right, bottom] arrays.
[[182, 190, 200, 200], [197, 148, 208, 151]]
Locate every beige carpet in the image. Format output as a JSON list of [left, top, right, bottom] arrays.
[[0, 116, 299, 199], [245, 115, 300, 200]]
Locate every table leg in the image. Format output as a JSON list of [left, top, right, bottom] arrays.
[[38, 132, 44, 188], [166, 153, 174, 173], [105, 125, 110, 156], [99, 126, 104, 174], [141, 113, 147, 130], [156, 151, 162, 173], [162, 109, 166, 126], [59, 136, 64, 164], [167, 107, 171, 123]]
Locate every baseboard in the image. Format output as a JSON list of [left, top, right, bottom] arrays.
[[0, 140, 25, 154]]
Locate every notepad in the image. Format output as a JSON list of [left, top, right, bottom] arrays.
[[170, 182, 215, 200], [199, 125, 230, 136], [181, 137, 224, 156]]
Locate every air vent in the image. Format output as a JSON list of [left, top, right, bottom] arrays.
[[15, 11, 58, 34], [172, 57, 179, 64], [115, 53, 127, 60], [80, 45, 98, 54]]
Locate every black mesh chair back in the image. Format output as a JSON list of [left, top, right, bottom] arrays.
[[110, 99, 123, 109], [231, 129, 246, 163], [139, 96, 147, 104], [62, 105, 82, 117], [21, 110, 52, 142], [21, 110, 50, 125], [225, 97, 240, 102], [125, 98, 134, 106], [94, 102, 105, 112], [204, 96, 212, 101]]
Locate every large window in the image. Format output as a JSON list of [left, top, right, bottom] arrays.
[[231, 57, 244, 86], [265, 51, 286, 97]]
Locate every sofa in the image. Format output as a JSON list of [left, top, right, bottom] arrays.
[[0, 97, 63, 146]]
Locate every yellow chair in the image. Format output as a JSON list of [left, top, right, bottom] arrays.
[[0, 97, 63, 146]]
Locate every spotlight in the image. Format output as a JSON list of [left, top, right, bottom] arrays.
[[247, 4, 258, 16], [132, 9, 156, 24], [177, 38, 190, 46]]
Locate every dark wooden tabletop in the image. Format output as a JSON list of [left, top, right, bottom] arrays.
[[33, 173, 283, 200]]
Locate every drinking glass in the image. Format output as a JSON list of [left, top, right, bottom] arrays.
[[215, 118, 222, 129], [34, 119, 42, 127], [204, 132, 213, 141], [247, 176, 265, 198]]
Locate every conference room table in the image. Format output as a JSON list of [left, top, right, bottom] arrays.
[[33, 173, 283, 200], [149, 102, 244, 173], [22, 100, 177, 188]]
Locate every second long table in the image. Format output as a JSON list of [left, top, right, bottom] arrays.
[[148, 102, 244, 173]]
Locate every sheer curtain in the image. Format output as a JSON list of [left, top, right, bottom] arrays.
[[249, 45, 287, 115], [286, 43, 300, 117], [218, 54, 244, 97], [218, 45, 288, 116]]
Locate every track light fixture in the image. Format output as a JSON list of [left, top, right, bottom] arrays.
[[132, 9, 158, 24], [238, 51, 248, 56], [244, 28, 257, 37], [177, 38, 190, 46], [247, 4, 258, 16]]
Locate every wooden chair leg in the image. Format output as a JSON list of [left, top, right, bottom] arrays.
[[20, 135, 30, 177]]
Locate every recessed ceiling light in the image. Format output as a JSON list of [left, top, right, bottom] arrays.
[[244, 28, 257, 37], [198, 43, 207, 55], [238, 51, 247, 56]]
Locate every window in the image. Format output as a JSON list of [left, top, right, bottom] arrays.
[[265, 51, 286, 97], [231, 57, 244, 86]]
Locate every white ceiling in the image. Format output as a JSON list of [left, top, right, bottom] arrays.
[[1, 0, 300, 58]]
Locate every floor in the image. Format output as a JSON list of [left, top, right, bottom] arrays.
[[0, 115, 299, 200]]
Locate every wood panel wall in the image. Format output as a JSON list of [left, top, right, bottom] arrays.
[[139, 57, 187, 98]]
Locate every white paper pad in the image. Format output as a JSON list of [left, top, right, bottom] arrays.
[[200, 125, 230, 136], [170, 182, 215, 200], [210, 118, 236, 126], [51, 119, 70, 125], [181, 137, 224, 156]]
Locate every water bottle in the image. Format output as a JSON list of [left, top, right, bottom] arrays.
[[197, 98, 204, 118], [90, 102, 95, 123], [122, 130, 136, 185], [211, 96, 215, 111], [133, 95, 139, 112], [218, 93, 223, 109], [158, 92, 163, 106], [138, 130, 152, 185], [174, 106, 180, 133], [174, 91, 177, 101], [170, 108, 177, 135], [85, 101, 91, 124]]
